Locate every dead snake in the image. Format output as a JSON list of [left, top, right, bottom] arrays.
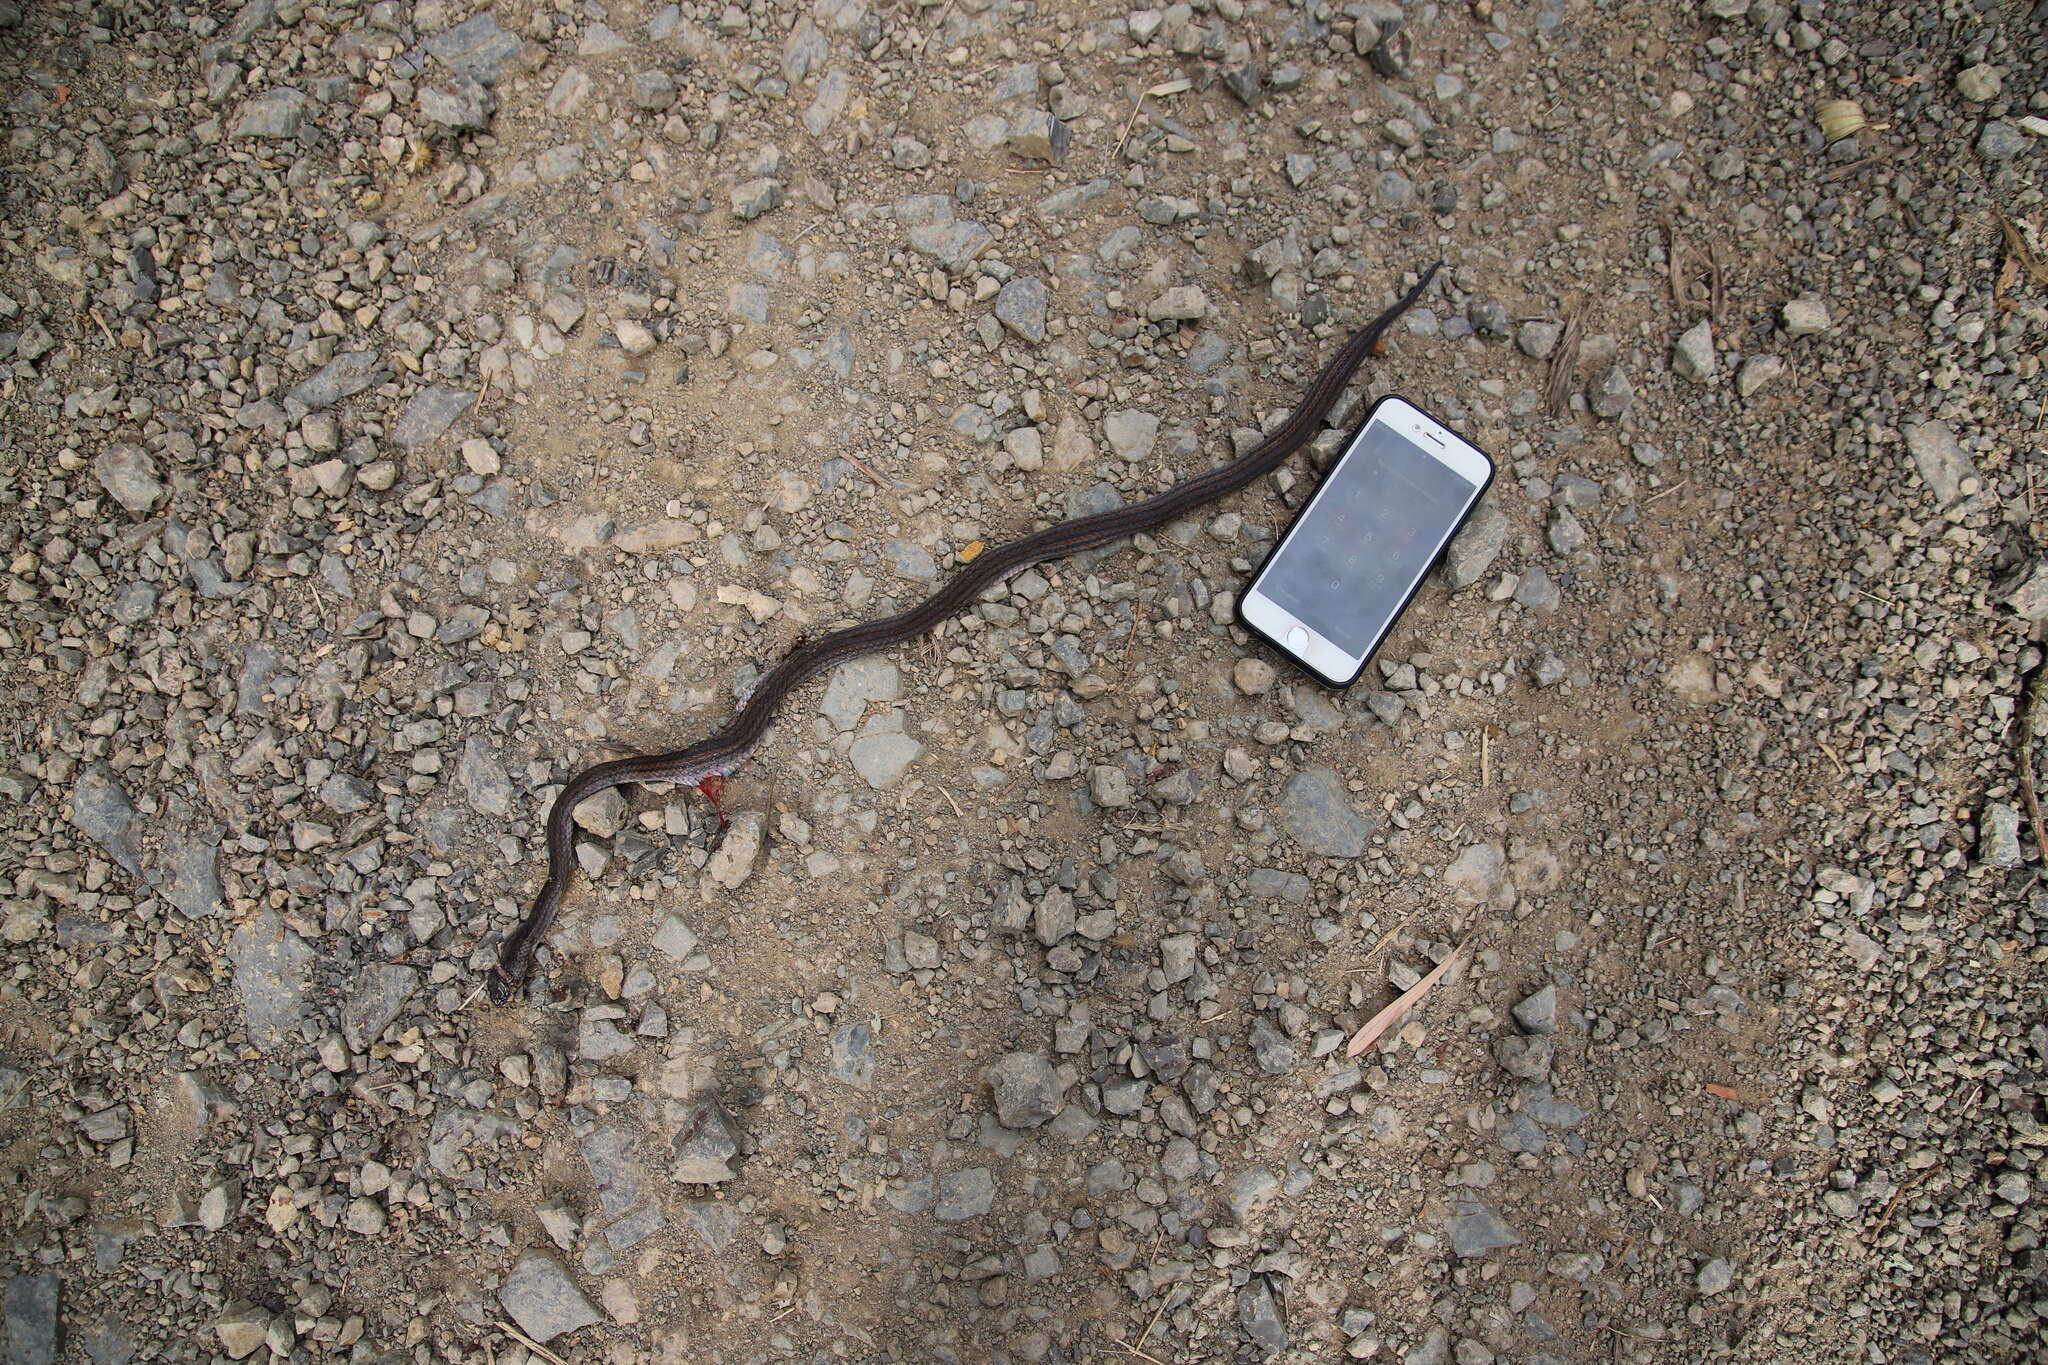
[[488, 262, 1442, 1002]]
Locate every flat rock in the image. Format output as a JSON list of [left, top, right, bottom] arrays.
[[907, 220, 992, 271], [829, 1021, 874, 1088], [288, 351, 387, 409], [1903, 420, 1977, 504], [340, 964, 417, 1051], [1512, 984, 1558, 1035], [70, 763, 143, 877], [671, 1097, 739, 1183], [1238, 1277, 1288, 1356], [820, 658, 900, 731], [851, 717, 923, 789], [393, 386, 475, 446], [935, 1167, 995, 1221], [231, 87, 308, 138], [457, 737, 513, 816], [1672, 319, 1715, 383], [1444, 842, 1512, 908], [986, 1051, 1065, 1128], [1103, 409, 1159, 462], [1441, 503, 1508, 589], [706, 812, 764, 890], [155, 826, 224, 918], [994, 277, 1049, 342], [498, 1252, 600, 1344], [418, 73, 495, 130], [5, 1273, 58, 1365], [213, 1301, 269, 1359], [424, 12, 523, 83], [1276, 768, 1374, 857], [228, 910, 315, 1052], [1445, 1201, 1522, 1257], [94, 443, 162, 514]]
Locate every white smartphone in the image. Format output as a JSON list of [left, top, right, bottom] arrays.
[[1238, 395, 1494, 688]]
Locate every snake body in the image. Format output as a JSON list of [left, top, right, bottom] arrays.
[[488, 262, 1441, 1002]]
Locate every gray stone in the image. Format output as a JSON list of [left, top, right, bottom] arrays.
[[1513, 565, 1561, 613], [340, 964, 417, 1051], [986, 1051, 1065, 1128], [1276, 768, 1373, 857], [1956, 63, 2002, 102], [1442, 503, 1508, 589], [671, 1098, 739, 1183], [94, 443, 162, 514], [1781, 298, 1830, 337], [1997, 561, 2048, 625], [1517, 319, 1560, 359], [1147, 285, 1210, 322], [457, 737, 513, 816], [1493, 1034, 1552, 1081], [1034, 178, 1114, 221], [1239, 1277, 1288, 1356], [1445, 1202, 1522, 1257], [232, 88, 308, 138], [731, 177, 784, 220], [425, 12, 523, 83], [288, 351, 387, 409], [1737, 353, 1785, 397], [908, 221, 994, 271], [1512, 985, 1558, 1035], [1982, 801, 2025, 869], [1089, 765, 1131, 808], [1249, 1018, 1297, 1074], [1696, 1257, 1735, 1295], [1903, 421, 1977, 504], [418, 73, 495, 130], [1978, 119, 2027, 161], [1103, 409, 1159, 462], [498, 1252, 600, 1344], [994, 277, 1049, 343], [935, 1167, 995, 1220], [228, 910, 314, 1052], [1034, 889, 1076, 946], [820, 658, 900, 731], [1247, 868, 1311, 904], [213, 1302, 269, 1359], [850, 723, 923, 789], [1228, 1166, 1281, 1221], [1672, 320, 1715, 382], [1547, 506, 1587, 555], [1006, 110, 1071, 163], [1444, 842, 1510, 907], [706, 812, 764, 889], [392, 385, 474, 446], [157, 826, 223, 919], [629, 69, 678, 110], [70, 764, 142, 877], [1589, 364, 1633, 418], [829, 1021, 873, 1088], [5, 1274, 58, 1365]]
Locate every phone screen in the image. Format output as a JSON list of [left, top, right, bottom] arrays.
[[1257, 421, 1479, 653]]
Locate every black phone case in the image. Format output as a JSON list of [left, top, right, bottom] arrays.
[[1235, 392, 1496, 691]]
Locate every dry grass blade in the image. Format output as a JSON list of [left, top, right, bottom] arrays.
[[494, 1321, 570, 1365], [1345, 942, 1469, 1057], [1544, 309, 1582, 416], [1664, 218, 1689, 310]]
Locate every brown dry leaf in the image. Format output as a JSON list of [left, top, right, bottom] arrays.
[[1999, 214, 2048, 286], [1705, 1083, 1739, 1100], [1344, 942, 1469, 1058]]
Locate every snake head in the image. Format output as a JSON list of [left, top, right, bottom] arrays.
[[485, 966, 520, 1005]]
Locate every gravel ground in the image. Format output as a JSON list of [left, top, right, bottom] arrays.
[[2, 0, 2045, 1361]]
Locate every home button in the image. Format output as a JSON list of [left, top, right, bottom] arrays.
[[1285, 625, 1309, 653]]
